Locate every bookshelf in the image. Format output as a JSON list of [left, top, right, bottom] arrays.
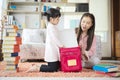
[[6, 0, 89, 29]]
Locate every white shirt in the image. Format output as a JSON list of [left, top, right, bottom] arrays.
[[44, 22, 63, 62]]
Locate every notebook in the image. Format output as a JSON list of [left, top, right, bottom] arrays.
[[59, 29, 82, 72], [59, 29, 78, 47]]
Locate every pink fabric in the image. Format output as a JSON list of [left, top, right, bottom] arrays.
[[79, 35, 96, 57], [60, 47, 82, 72], [19, 44, 45, 60]]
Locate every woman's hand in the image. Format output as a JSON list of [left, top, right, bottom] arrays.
[[81, 50, 89, 61], [84, 51, 89, 60]]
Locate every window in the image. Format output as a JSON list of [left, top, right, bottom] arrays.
[[0, 0, 3, 28], [0, 0, 3, 40]]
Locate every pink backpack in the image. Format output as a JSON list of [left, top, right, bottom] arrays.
[[60, 46, 82, 72]]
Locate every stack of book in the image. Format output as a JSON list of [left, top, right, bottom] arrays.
[[93, 63, 120, 77], [2, 25, 22, 72]]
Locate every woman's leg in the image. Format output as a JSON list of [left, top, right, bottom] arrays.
[[40, 61, 60, 72], [84, 56, 101, 68]]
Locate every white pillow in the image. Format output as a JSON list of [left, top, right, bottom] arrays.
[[22, 29, 31, 43], [30, 29, 44, 43], [22, 29, 44, 43], [59, 29, 78, 47]]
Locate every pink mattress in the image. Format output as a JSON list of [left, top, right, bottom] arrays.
[[19, 43, 45, 60]]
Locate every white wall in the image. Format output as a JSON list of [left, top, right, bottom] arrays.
[[89, 0, 111, 57], [1, 0, 112, 57]]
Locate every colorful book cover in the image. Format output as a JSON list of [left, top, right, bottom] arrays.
[[96, 71, 120, 77], [3, 52, 18, 57], [93, 64, 119, 73]]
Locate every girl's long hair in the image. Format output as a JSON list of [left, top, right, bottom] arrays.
[[77, 13, 95, 51]]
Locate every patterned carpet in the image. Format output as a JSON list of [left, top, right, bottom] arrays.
[[0, 61, 119, 77]]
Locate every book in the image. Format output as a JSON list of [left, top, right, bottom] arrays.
[[2, 48, 20, 53], [96, 71, 120, 77], [6, 60, 19, 65], [4, 56, 20, 61], [3, 36, 22, 41], [6, 64, 18, 69], [59, 29, 78, 47], [5, 67, 19, 72], [8, 32, 20, 37], [93, 64, 119, 73], [3, 52, 18, 57], [3, 40, 21, 45], [2, 44, 20, 48]]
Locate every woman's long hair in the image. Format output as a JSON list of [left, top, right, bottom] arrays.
[[77, 13, 95, 51]]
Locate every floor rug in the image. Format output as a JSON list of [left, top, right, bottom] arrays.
[[0, 61, 119, 77]]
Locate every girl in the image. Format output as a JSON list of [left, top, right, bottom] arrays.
[[77, 13, 101, 68], [26, 8, 64, 72]]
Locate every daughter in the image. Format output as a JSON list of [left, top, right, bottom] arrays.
[[26, 8, 64, 72]]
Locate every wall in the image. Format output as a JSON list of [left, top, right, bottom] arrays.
[[89, 0, 111, 57], [1, 0, 112, 57]]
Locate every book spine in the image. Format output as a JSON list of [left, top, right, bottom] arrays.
[[2, 44, 20, 49], [2, 48, 20, 53], [3, 40, 21, 45], [6, 60, 19, 65], [3, 52, 18, 57], [8, 32, 20, 37], [4, 56, 20, 61], [3, 36, 22, 41]]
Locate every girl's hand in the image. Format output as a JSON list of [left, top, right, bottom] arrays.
[[60, 45, 65, 48]]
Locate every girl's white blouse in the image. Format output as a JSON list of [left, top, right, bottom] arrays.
[[44, 22, 63, 62]]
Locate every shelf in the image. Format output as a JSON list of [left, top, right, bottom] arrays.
[[41, 12, 85, 15], [6, 0, 89, 29], [41, 2, 89, 6], [8, 1, 39, 6], [7, 10, 40, 14], [41, 2, 75, 6]]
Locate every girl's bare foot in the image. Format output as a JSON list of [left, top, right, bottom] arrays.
[[26, 64, 40, 72]]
